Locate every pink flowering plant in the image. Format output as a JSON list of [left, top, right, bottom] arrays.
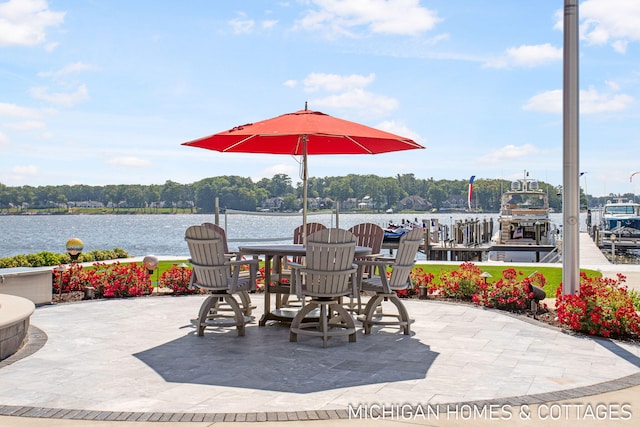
[[159, 264, 196, 295], [473, 268, 547, 311], [52, 262, 153, 298], [435, 262, 484, 300], [409, 263, 545, 313], [555, 273, 640, 338], [52, 263, 88, 293], [396, 267, 434, 298], [91, 262, 153, 297]]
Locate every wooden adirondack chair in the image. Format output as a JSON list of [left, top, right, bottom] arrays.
[[354, 227, 423, 335], [288, 228, 358, 347], [185, 225, 258, 336], [276, 222, 328, 306], [201, 222, 255, 315], [348, 222, 384, 256], [345, 222, 384, 311]]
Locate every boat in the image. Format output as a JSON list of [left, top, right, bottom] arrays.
[[383, 219, 422, 243], [600, 199, 640, 236], [597, 199, 640, 251], [489, 176, 560, 262]]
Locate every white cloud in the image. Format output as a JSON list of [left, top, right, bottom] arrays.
[[0, 0, 65, 47], [38, 61, 98, 79], [302, 72, 375, 92], [296, 0, 441, 37], [311, 88, 398, 117], [11, 165, 39, 176], [554, 0, 640, 53], [262, 20, 278, 29], [29, 84, 89, 107], [0, 102, 41, 118], [228, 13, 254, 34], [5, 120, 45, 131], [375, 120, 424, 145], [283, 79, 297, 88], [252, 163, 298, 183], [107, 157, 152, 167], [0, 132, 9, 146], [484, 44, 562, 69], [291, 72, 398, 118], [580, 87, 634, 113], [522, 89, 562, 113], [478, 144, 538, 164], [523, 86, 634, 114]]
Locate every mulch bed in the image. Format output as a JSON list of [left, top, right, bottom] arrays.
[[52, 291, 85, 304]]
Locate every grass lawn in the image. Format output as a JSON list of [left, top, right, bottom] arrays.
[[153, 259, 601, 297]]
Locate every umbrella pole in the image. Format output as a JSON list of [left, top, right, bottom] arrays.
[[302, 135, 308, 246]]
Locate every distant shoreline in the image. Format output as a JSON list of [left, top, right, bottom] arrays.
[[0, 208, 436, 216]]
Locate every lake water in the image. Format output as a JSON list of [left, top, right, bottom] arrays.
[[0, 211, 581, 259]]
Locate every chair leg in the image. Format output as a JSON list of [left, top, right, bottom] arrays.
[[223, 295, 247, 336], [360, 294, 384, 334], [389, 295, 411, 335], [238, 290, 253, 315], [320, 303, 329, 348], [290, 302, 319, 342], [197, 294, 249, 337], [197, 295, 218, 336], [332, 303, 357, 343], [359, 293, 412, 335]]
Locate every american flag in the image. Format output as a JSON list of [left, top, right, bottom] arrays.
[[468, 175, 475, 210]]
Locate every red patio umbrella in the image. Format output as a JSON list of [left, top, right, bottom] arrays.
[[182, 105, 425, 234]]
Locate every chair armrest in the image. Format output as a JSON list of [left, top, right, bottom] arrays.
[[229, 258, 259, 291], [229, 258, 259, 267], [371, 255, 396, 262], [287, 261, 303, 271], [364, 253, 385, 259], [287, 262, 304, 297], [354, 259, 392, 268]]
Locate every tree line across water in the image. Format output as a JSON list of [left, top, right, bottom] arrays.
[[0, 173, 623, 214]]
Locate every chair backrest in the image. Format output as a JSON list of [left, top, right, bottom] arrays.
[[185, 225, 230, 291], [302, 228, 357, 298], [202, 222, 229, 254], [348, 223, 384, 255], [292, 222, 327, 263], [293, 222, 327, 244], [387, 227, 423, 290]]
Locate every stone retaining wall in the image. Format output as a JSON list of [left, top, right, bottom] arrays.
[[0, 295, 35, 361]]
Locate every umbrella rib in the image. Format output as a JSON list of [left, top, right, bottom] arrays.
[[221, 134, 258, 152], [343, 135, 374, 154]]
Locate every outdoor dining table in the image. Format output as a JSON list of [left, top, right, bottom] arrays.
[[237, 244, 372, 326]]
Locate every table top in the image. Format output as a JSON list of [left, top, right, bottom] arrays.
[[238, 243, 371, 257]]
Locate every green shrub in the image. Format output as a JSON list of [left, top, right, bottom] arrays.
[[0, 249, 129, 268]]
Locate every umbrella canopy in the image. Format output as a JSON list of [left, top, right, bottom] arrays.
[[182, 107, 425, 236]]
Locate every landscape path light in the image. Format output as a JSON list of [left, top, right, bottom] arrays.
[[143, 255, 159, 293], [66, 238, 84, 262], [479, 271, 492, 285], [54, 265, 67, 300], [178, 262, 189, 287]]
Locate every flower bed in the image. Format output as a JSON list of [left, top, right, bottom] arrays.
[[53, 262, 154, 298], [405, 262, 640, 341], [555, 273, 640, 339]]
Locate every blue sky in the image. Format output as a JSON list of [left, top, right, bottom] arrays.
[[1, 0, 639, 197]]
